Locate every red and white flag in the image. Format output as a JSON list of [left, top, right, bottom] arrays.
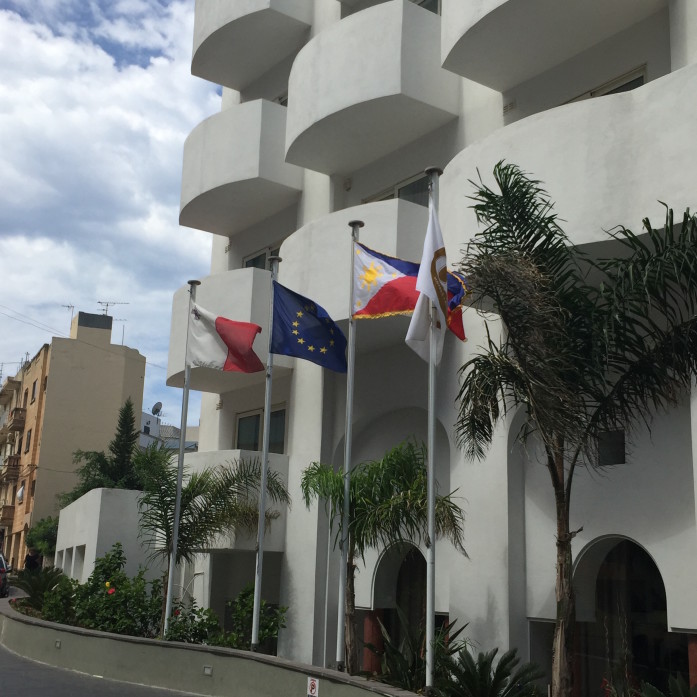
[[187, 304, 264, 373]]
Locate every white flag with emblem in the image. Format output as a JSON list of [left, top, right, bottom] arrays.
[[406, 195, 449, 363]]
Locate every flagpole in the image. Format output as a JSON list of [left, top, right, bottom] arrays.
[[336, 219, 363, 672], [164, 279, 200, 637], [424, 166, 442, 692], [251, 255, 282, 651]]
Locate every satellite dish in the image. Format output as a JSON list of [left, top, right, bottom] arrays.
[[151, 402, 163, 416]]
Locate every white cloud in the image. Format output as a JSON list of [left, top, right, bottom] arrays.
[[0, 1, 221, 425]]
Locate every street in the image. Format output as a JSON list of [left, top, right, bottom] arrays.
[[0, 643, 203, 697]]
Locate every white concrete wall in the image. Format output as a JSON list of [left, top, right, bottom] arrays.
[[55, 488, 160, 583]]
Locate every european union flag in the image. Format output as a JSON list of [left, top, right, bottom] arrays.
[[271, 281, 347, 373]]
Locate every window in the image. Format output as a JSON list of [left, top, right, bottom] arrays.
[[244, 246, 281, 271], [22, 389, 28, 408], [236, 407, 286, 454], [366, 172, 430, 208], [24, 429, 31, 454], [567, 66, 646, 103], [411, 0, 440, 13], [16, 482, 24, 504], [30, 380, 37, 403], [30, 480, 36, 498]]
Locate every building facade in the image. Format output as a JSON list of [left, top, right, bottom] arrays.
[[0, 312, 145, 566], [168, 1, 697, 691]]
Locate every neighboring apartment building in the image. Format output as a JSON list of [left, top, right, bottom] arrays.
[[0, 312, 145, 566], [167, 0, 697, 691]]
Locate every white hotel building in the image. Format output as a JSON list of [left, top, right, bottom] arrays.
[[167, 1, 697, 691]]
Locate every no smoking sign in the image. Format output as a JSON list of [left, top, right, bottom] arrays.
[[307, 676, 319, 697]]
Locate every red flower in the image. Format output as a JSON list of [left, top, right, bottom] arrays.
[[107, 587, 116, 595], [174, 609, 180, 617]]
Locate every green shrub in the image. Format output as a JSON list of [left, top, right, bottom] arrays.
[[165, 600, 220, 644], [72, 544, 162, 638], [363, 607, 468, 694], [215, 584, 287, 654], [12, 567, 64, 613], [441, 646, 544, 697], [42, 575, 78, 625]]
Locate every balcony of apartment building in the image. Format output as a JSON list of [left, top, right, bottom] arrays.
[[277, 197, 428, 349], [284, 0, 459, 175], [2, 455, 20, 482], [167, 267, 293, 393], [183, 449, 289, 553], [7, 408, 25, 433], [0, 378, 19, 406], [0, 501, 14, 527], [440, 62, 697, 251], [190, 0, 311, 91], [179, 99, 303, 237], [441, 0, 666, 91]]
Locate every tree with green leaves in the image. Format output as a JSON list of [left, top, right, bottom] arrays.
[[455, 162, 697, 697], [137, 451, 290, 631], [26, 516, 59, 560], [301, 440, 466, 675], [60, 398, 145, 506]]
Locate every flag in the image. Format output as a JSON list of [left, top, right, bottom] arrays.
[[406, 197, 449, 363], [187, 304, 264, 373], [353, 243, 420, 318], [354, 242, 467, 342], [271, 281, 348, 373]]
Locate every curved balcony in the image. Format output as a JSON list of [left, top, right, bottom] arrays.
[[180, 99, 303, 237], [440, 64, 697, 251], [191, 0, 312, 91], [285, 0, 459, 175], [441, 0, 666, 91], [279, 198, 428, 351], [167, 268, 293, 393], [184, 449, 289, 552]]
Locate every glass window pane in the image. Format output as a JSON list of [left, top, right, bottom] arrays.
[[237, 414, 261, 451], [245, 252, 267, 270], [398, 175, 429, 208], [269, 409, 286, 454]]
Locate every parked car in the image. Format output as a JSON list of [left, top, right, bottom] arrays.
[[0, 554, 11, 597]]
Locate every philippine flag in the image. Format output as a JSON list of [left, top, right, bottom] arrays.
[[353, 243, 420, 319], [187, 304, 265, 373], [353, 243, 468, 341]]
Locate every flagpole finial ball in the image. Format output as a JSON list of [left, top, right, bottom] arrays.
[[348, 220, 364, 228], [424, 166, 443, 177], [187, 280, 201, 286]]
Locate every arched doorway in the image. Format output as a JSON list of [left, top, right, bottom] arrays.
[[576, 539, 687, 696], [362, 543, 427, 672]]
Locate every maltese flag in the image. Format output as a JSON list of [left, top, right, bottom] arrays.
[[406, 198, 449, 364], [187, 304, 264, 373]]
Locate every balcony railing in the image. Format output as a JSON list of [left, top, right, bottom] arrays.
[[2, 455, 20, 481], [0, 502, 14, 526], [8, 407, 25, 432]]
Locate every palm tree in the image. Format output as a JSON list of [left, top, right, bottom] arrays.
[[455, 162, 697, 697], [301, 440, 466, 674], [138, 449, 291, 629]]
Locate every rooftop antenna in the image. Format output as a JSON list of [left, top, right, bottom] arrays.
[[113, 318, 127, 345], [97, 300, 129, 315], [61, 304, 75, 323], [152, 402, 163, 417]]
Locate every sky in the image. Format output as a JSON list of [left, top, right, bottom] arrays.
[[0, 0, 221, 426]]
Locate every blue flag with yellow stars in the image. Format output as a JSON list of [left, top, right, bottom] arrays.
[[271, 281, 347, 373]]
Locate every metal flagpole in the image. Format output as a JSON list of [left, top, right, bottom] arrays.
[[164, 279, 200, 637], [336, 220, 363, 671], [424, 167, 442, 691], [251, 256, 282, 651]]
